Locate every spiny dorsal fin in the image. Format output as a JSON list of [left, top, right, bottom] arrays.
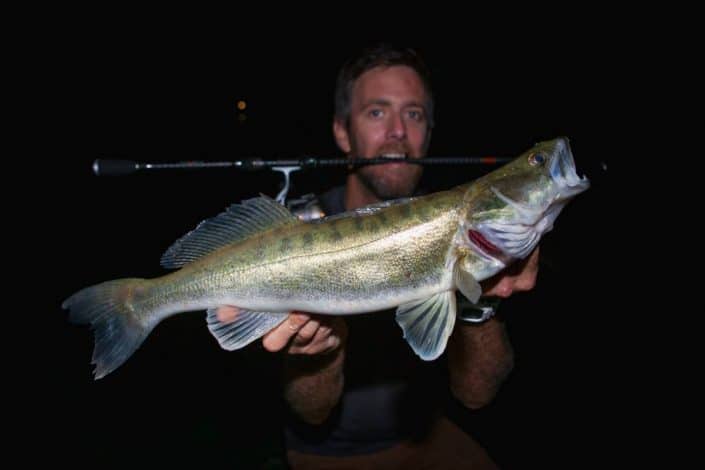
[[160, 195, 300, 269]]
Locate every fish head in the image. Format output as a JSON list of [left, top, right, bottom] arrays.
[[460, 137, 590, 278]]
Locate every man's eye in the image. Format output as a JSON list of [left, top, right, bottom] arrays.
[[407, 110, 424, 121], [369, 109, 383, 118]]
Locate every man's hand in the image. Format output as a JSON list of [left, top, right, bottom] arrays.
[[480, 246, 540, 298], [215, 307, 347, 355]]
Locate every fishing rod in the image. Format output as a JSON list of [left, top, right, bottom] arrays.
[[92, 156, 513, 204], [92, 155, 607, 204], [92, 156, 511, 175]]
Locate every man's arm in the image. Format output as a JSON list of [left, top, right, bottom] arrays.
[[447, 317, 514, 409], [281, 316, 347, 424], [447, 247, 540, 409], [216, 308, 347, 424]]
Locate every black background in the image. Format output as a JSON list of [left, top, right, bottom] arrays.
[[19, 22, 652, 468]]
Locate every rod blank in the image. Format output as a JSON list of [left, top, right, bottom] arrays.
[[92, 156, 513, 176]]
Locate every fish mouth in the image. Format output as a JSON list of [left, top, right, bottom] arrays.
[[550, 138, 590, 195]]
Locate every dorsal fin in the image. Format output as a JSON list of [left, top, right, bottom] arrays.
[[160, 195, 300, 269]]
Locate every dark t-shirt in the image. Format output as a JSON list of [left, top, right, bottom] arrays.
[[283, 186, 445, 455]]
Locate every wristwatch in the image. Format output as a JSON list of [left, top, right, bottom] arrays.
[[457, 296, 501, 323]]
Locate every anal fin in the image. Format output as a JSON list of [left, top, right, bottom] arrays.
[[206, 308, 288, 351]]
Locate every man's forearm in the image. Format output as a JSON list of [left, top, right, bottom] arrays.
[[283, 345, 345, 424], [447, 317, 514, 409]]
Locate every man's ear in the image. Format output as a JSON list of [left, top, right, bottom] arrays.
[[333, 118, 351, 154]]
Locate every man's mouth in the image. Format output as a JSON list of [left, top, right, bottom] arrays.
[[379, 153, 408, 159]]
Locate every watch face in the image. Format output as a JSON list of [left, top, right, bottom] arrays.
[[457, 295, 502, 323]]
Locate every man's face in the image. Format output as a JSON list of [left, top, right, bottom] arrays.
[[334, 65, 432, 200]]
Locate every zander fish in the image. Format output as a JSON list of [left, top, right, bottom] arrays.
[[63, 137, 589, 379]]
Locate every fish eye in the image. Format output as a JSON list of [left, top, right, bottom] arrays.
[[528, 153, 545, 166]]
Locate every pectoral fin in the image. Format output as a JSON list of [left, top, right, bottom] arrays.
[[454, 256, 482, 303], [395, 291, 456, 361], [206, 308, 288, 351]]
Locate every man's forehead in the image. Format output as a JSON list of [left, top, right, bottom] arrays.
[[352, 65, 428, 105]]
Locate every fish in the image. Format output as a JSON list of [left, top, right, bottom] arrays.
[[63, 137, 589, 379]]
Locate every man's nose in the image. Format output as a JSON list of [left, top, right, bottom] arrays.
[[386, 112, 407, 140]]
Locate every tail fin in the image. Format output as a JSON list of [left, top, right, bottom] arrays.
[[62, 278, 155, 379]]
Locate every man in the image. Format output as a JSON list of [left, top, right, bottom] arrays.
[[219, 44, 539, 468]]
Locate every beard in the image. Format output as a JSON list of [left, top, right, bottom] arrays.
[[348, 136, 428, 200], [355, 163, 423, 200]]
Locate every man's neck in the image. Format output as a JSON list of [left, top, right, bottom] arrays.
[[344, 173, 381, 210]]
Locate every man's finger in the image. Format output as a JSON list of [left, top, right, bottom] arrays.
[[513, 247, 539, 291], [262, 313, 310, 352], [216, 306, 240, 324], [294, 319, 320, 344], [481, 247, 540, 297], [290, 324, 339, 355]]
